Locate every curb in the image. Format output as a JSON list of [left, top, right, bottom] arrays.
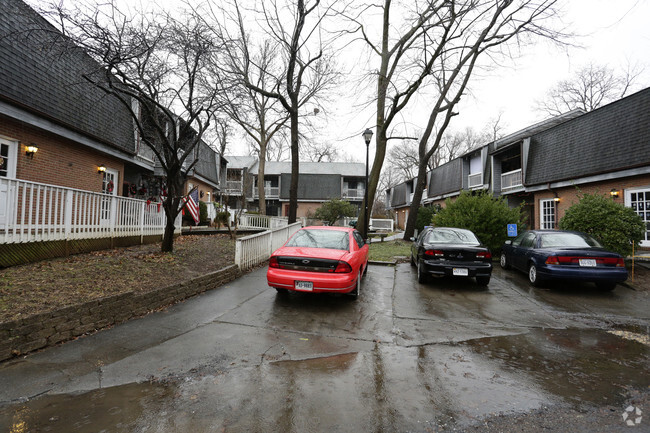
[[0, 264, 242, 363]]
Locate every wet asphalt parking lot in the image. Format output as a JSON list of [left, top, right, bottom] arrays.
[[0, 264, 648, 432]]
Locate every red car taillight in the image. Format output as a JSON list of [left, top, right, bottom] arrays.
[[269, 256, 280, 268], [545, 256, 559, 265], [476, 251, 492, 259], [333, 261, 353, 273], [605, 257, 626, 267], [424, 249, 444, 257]]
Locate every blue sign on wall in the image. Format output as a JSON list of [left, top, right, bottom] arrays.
[[507, 224, 518, 237]]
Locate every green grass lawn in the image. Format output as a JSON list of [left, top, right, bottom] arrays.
[[368, 239, 412, 262]]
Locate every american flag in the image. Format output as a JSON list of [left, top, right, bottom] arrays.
[[184, 188, 200, 225]]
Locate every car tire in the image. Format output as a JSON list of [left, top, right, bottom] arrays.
[[596, 282, 616, 291], [528, 263, 543, 287], [417, 259, 429, 284], [363, 261, 369, 276], [500, 252, 510, 269], [476, 276, 490, 286], [348, 271, 361, 300]]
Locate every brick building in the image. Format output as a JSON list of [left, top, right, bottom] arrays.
[[387, 87, 650, 247]]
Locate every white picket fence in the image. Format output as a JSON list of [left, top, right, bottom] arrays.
[[0, 178, 181, 244], [235, 222, 302, 270], [237, 213, 289, 230]]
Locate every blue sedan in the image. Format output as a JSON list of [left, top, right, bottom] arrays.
[[500, 230, 628, 291]]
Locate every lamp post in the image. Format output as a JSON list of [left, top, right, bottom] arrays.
[[362, 128, 373, 240]]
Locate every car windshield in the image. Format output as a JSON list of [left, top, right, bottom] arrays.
[[539, 232, 603, 248], [426, 229, 479, 245], [286, 229, 350, 251]]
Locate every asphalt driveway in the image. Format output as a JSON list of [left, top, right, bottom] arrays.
[[1, 264, 648, 432]]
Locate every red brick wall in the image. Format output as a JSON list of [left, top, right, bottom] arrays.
[[1, 115, 125, 194], [532, 175, 650, 229]]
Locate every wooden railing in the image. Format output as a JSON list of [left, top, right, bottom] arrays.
[[235, 222, 302, 270], [0, 178, 181, 244], [253, 186, 280, 198], [468, 172, 483, 188], [342, 188, 365, 199], [501, 169, 523, 191], [238, 214, 289, 230]]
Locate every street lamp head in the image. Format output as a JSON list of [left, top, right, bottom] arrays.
[[362, 128, 373, 146]]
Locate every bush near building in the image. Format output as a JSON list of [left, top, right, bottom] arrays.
[[558, 192, 645, 257], [432, 191, 525, 253], [313, 199, 357, 226]]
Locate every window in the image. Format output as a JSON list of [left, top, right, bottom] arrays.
[[627, 188, 650, 246], [0, 139, 17, 178], [540, 199, 556, 230], [353, 231, 365, 248], [520, 232, 536, 248]]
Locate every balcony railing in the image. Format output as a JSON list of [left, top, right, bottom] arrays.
[[501, 169, 523, 191], [253, 186, 280, 199], [225, 180, 243, 195], [342, 188, 364, 199], [468, 172, 483, 188], [0, 178, 180, 244]]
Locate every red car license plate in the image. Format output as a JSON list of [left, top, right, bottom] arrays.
[[295, 281, 313, 291]]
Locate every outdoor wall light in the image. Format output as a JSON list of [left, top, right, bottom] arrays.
[[610, 188, 619, 198], [553, 197, 560, 202], [98, 165, 107, 173], [25, 144, 38, 158]]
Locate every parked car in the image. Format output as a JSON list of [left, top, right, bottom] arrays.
[[267, 226, 369, 299], [410, 227, 493, 286], [500, 230, 628, 290]]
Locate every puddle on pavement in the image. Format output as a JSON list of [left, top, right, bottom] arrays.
[[461, 328, 650, 408], [0, 329, 647, 432], [0, 382, 174, 433]]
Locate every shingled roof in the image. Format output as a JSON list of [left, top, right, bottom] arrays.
[[428, 158, 462, 197], [0, 0, 135, 153], [526, 87, 650, 185]]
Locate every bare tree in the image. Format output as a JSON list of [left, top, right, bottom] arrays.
[[214, 117, 232, 156], [215, 0, 340, 223], [347, 1, 568, 239], [301, 139, 340, 162], [41, 2, 227, 252], [537, 62, 644, 116], [217, 38, 290, 215]]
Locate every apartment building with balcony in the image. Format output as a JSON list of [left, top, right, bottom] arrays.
[[386, 87, 650, 245], [225, 158, 366, 217], [0, 0, 225, 265]]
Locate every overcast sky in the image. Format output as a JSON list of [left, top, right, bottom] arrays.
[[329, 0, 650, 162]]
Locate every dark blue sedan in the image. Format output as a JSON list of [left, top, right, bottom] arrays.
[[500, 230, 628, 290]]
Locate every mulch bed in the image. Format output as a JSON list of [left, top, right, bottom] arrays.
[[0, 235, 235, 323]]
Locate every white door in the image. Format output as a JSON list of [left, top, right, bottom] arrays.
[[0, 138, 18, 226], [100, 168, 118, 224]]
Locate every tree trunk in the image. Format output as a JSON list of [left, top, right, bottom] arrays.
[[288, 109, 299, 223], [403, 160, 429, 239], [258, 137, 267, 215], [160, 170, 184, 253]]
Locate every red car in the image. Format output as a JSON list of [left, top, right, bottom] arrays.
[[267, 226, 369, 299]]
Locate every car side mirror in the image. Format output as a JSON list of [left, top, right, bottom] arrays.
[[504, 240, 512, 245]]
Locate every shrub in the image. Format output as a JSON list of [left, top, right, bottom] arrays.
[[432, 190, 524, 253], [199, 201, 209, 225], [313, 199, 357, 226], [214, 211, 230, 228], [415, 206, 436, 233], [558, 192, 644, 257]]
